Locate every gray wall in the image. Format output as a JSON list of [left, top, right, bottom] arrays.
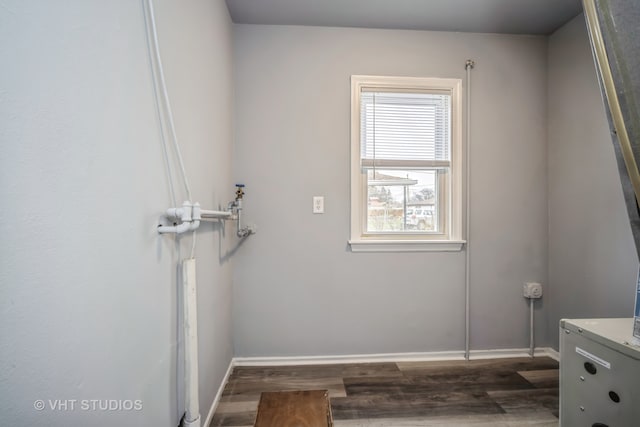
[[546, 14, 638, 350], [0, 0, 235, 425], [232, 25, 549, 357]]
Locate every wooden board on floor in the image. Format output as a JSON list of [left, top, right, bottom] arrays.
[[254, 390, 333, 427]]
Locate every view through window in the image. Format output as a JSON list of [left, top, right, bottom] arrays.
[[367, 169, 439, 232]]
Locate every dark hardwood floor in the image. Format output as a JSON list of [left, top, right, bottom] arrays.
[[211, 357, 559, 427]]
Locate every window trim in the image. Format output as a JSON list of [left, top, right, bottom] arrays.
[[349, 75, 464, 252]]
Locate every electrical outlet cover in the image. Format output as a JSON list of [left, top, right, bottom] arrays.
[[313, 196, 324, 214], [524, 282, 543, 299]]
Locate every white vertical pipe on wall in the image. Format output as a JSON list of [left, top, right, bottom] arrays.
[[142, 2, 201, 426], [464, 59, 474, 361], [183, 259, 201, 427], [529, 298, 535, 357], [145, 0, 192, 202]]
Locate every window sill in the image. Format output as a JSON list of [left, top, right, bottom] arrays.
[[348, 239, 466, 253]]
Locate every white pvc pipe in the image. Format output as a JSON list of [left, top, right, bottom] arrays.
[[166, 202, 192, 221], [166, 207, 185, 219], [182, 259, 201, 427], [158, 222, 192, 234], [159, 204, 233, 232], [165, 203, 232, 221], [141, 0, 177, 208], [464, 59, 474, 361], [159, 201, 195, 234]]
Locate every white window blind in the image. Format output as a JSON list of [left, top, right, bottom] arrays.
[[360, 91, 451, 169]]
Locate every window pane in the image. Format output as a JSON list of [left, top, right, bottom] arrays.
[[366, 169, 444, 233], [361, 91, 451, 162]]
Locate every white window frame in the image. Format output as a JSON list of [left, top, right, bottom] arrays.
[[349, 75, 465, 252]]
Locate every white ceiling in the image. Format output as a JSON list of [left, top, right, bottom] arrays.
[[225, 0, 583, 35]]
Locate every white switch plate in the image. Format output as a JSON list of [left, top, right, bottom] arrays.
[[313, 196, 324, 214]]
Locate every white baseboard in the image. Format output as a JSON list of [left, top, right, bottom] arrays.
[[469, 347, 558, 360], [233, 350, 465, 366], [542, 346, 560, 361], [203, 359, 235, 427], [233, 347, 560, 367]]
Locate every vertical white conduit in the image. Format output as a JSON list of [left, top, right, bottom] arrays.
[[145, 0, 192, 203], [142, 1, 201, 426], [142, 0, 176, 208], [183, 259, 201, 427], [529, 298, 535, 357], [464, 59, 474, 361]]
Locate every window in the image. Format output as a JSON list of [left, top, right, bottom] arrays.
[[349, 75, 464, 252]]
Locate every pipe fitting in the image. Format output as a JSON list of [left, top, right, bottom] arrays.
[[166, 207, 184, 218], [159, 184, 255, 235], [191, 203, 201, 221], [189, 203, 201, 231], [158, 221, 192, 234], [159, 201, 195, 234], [181, 201, 192, 223], [237, 225, 256, 238]]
